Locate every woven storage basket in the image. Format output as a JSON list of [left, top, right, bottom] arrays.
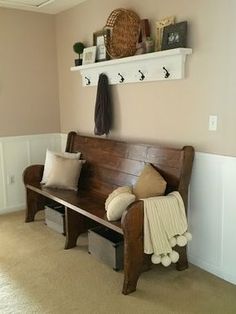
[[104, 9, 140, 59]]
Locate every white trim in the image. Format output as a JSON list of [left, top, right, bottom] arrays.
[[0, 0, 54, 9], [189, 152, 236, 286], [0, 133, 61, 142], [0, 133, 61, 214], [0, 142, 7, 208], [0, 204, 25, 215], [189, 254, 236, 285]]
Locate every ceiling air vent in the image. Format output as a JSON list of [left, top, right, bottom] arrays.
[[0, 0, 54, 8]]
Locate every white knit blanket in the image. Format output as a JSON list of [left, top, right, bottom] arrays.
[[143, 191, 188, 258]]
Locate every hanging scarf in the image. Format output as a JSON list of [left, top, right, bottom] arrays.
[[94, 73, 112, 136]]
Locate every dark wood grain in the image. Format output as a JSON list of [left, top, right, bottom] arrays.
[[26, 183, 123, 234], [121, 200, 144, 295], [25, 188, 46, 222], [23, 131, 194, 295], [23, 164, 44, 185], [65, 207, 87, 249], [65, 132, 194, 201]]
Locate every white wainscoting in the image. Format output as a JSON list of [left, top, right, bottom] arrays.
[[188, 152, 236, 285], [0, 133, 62, 214], [61, 133, 67, 151], [0, 134, 235, 286]]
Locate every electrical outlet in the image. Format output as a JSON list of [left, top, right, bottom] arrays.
[[7, 175, 15, 185], [209, 115, 218, 131]]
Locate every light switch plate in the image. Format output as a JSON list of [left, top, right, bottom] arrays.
[[209, 115, 218, 131]]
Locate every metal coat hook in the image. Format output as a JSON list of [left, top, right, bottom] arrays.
[[163, 67, 170, 79], [118, 73, 124, 83], [138, 70, 145, 81], [85, 76, 91, 85]]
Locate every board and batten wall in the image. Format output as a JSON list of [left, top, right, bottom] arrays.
[[55, 0, 236, 286], [0, 134, 62, 214], [188, 153, 236, 285]]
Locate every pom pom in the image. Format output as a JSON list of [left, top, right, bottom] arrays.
[[184, 232, 192, 241], [169, 237, 177, 247], [176, 235, 187, 247], [169, 250, 179, 263], [161, 255, 171, 267], [151, 254, 161, 264]]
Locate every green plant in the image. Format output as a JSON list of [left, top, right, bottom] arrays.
[[73, 42, 85, 59]]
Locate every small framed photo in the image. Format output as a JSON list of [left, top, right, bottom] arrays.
[[82, 46, 97, 65], [161, 21, 188, 51], [155, 16, 175, 51], [93, 30, 110, 62]]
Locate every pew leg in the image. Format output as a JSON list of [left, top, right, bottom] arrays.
[[65, 207, 87, 249], [122, 239, 144, 295], [25, 189, 45, 223], [122, 234, 144, 295], [121, 201, 144, 295], [175, 245, 189, 271]]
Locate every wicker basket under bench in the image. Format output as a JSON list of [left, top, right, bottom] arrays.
[[23, 131, 194, 295]]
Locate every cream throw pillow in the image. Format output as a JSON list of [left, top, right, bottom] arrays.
[[133, 163, 167, 199], [106, 192, 136, 221], [105, 186, 132, 210], [41, 149, 81, 184], [45, 155, 85, 191]]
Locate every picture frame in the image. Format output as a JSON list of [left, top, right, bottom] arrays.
[[93, 30, 110, 62], [82, 46, 97, 65], [161, 21, 188, 51], [155, 16, 175, 51]]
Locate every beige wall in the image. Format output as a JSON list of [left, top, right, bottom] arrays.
[[55, 0, 236, 156], [0, 8, 60, 137]]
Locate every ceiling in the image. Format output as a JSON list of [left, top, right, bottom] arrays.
[[0, 0, 87, 14]]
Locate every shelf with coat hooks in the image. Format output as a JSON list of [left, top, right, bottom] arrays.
[[70, 48, 192, 87]]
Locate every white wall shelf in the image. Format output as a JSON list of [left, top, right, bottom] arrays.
[[70, 48, 192, 87]]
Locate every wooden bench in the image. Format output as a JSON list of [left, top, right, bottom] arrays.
[[23, 131, 194, 295]]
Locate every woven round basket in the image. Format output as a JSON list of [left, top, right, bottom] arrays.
[[104, 9, 140, 59]]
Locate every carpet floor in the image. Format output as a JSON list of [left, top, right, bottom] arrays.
[[0, 211, 236, 314]]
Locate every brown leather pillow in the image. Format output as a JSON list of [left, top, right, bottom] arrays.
[[133, 163, 167, 199]]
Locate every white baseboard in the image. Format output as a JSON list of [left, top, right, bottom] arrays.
[[189, 254, 236, 285], [0, 204, 25, 215]]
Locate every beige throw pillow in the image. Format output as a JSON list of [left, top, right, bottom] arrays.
[[41, 149, 81, 184], [106, 192, 136, 221], [133, 163, 167, 199], [45, 155, 85, 191], [105, 186, 132, 210]]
